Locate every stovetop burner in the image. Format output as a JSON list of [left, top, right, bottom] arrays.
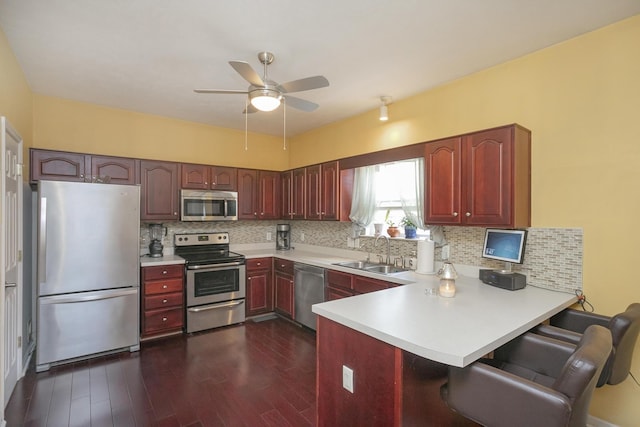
[[174, 232, 245, 266]]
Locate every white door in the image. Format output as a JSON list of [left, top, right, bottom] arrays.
[[2, 117, 22, 408]]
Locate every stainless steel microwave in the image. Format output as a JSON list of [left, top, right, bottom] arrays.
[[180, 189, 238, 221]]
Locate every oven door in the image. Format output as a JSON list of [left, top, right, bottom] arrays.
[[186, 262, 246, 307]]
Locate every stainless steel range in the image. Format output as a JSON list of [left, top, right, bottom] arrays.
[[174, 232, 246, 333]]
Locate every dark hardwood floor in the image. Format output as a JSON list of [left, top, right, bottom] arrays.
[[5, 317, 317, 427]]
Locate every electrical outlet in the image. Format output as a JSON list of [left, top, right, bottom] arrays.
[[301, 232, 305, 242], [266, 232, 272, 241], [442, 244, 450, 260], [347, 237, 353, 248], [342, 365, 354, 393]]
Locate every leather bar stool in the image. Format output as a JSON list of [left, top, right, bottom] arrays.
[[441, 325, 612, 427], [534, 303, 640, 386]]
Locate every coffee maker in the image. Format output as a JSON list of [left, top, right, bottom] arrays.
[[276, 224, 291, 250], [148, 223, 167, 257]]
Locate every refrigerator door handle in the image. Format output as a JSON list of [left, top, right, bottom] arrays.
[[40, 288, 138, 305], [38, 197, 47, 284]]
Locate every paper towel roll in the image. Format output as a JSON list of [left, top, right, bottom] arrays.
[[416, 239, 435, 274]]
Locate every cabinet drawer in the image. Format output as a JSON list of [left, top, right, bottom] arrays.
[[353, 276, 390, 294], [144, 307, 183, 333], [246, 257, 272, 271], [143, 264, 184, 281], [327, 270, 353, 291], [274, 258, 294, 275], [145, 292, 183, 310], [144, 278, 184, 295]]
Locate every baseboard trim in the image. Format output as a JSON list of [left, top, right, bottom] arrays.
[[588, 414, 619, 427]]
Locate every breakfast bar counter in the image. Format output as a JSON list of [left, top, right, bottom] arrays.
[[312, 274, 576, 426]]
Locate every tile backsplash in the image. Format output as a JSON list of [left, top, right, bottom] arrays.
[[142, 221, 582, 293]]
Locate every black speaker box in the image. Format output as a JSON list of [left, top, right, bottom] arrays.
[[479, 269, 527, 291]]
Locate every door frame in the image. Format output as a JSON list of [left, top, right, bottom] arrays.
[[1, 117, 24, 415]]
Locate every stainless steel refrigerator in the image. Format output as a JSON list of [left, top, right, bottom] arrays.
[[36, 180, 140, 372]]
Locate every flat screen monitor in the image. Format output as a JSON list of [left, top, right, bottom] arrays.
[[482, 228, 527, 272]]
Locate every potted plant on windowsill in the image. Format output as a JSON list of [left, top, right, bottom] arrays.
[[401, 217, 417, 239], [385, 209, 401, 237]]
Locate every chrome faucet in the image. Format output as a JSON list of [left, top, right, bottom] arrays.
[[374, 234, 391, 265]]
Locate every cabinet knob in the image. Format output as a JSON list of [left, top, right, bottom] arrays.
[[465, 212, 471, 217], [174, 212, 178, 216], [162, 299, 168, 304], [256, 262, 261, 266], [452, 212, 458, 217], [162, 317, 167, 322], [162, 270, 167, 274], [162, 284, 168, 289]]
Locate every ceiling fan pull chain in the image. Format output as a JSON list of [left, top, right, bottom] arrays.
[[245, 98, 249, 151], [283, 98, 287, 150]]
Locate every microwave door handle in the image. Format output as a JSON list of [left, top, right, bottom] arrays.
[[224, 199, 228, 218]]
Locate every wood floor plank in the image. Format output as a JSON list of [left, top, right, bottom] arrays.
[[8, 318, 332, 427]]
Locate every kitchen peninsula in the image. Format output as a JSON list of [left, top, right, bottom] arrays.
[[312, 275, 576, 426]]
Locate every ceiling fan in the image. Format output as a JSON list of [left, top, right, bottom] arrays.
[[194, 51, 329, 113]]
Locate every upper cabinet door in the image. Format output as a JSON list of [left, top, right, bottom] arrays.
[[292, 167, 306, 220], [258, 170, 280, 219], [30, 149, 90, 183], [237, 168, 258, 219], [305, 164, 321, 220], [281, 170, 293, 219], [424, 138, 462, 224], [91, 155, 138, 185], [181, 163, 210, 189], [211, 166, 237, 191], [463, 128, 512, 226], [140, 160, 180, 220], [320, 161, 339, 220]]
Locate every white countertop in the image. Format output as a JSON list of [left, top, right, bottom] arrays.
[[140, 254, 185, 267], [313, 274, 576, 367]]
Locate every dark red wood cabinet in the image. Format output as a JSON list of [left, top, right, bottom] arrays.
[[281, 167, 306, 220], [141, 264, 184, 340], [306, 160, 339, 221], [274, 258, 294, 318], [424, 124, 530, 228], [246, 257, 273, 317], [91, 155, 139, 185], [237, 168, 280, 219], [139, 160, 180, 221], [181, 163, 237, 191]]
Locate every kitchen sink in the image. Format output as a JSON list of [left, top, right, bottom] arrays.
[[364, 265, 408, 274], [334, 261, 379, 269], [333, 261, 409, 275]]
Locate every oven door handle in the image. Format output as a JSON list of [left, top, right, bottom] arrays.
[[188, 300, 245, 313], [187, 261, 244, 270]]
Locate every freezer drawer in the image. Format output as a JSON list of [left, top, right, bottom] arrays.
[[37, 288, 139, 371]]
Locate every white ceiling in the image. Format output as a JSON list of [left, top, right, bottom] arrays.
[[1, 1, 639, 137]]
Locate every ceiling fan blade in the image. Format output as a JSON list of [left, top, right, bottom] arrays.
[[194, 89, 248, 94], [229, 61, 265, 87], [278, 75, 329, 93], [284, 95, 319, 112]]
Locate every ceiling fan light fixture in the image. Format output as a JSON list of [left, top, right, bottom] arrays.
[[379, 96, 392, 121], [250, 88, 282, 112]]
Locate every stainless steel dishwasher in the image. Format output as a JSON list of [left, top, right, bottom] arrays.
[[293, 263, 326, 330]]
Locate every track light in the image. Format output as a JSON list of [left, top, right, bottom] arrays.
[[379, 96, 391, 121]]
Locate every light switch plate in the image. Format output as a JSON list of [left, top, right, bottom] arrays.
[[266, 232, 272, 241], [342, 365, 354, 393]]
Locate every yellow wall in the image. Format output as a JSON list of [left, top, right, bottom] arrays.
[[0, 28, 32, 155], [291, 15, 640, 425], [32, 95, 289, 171]]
